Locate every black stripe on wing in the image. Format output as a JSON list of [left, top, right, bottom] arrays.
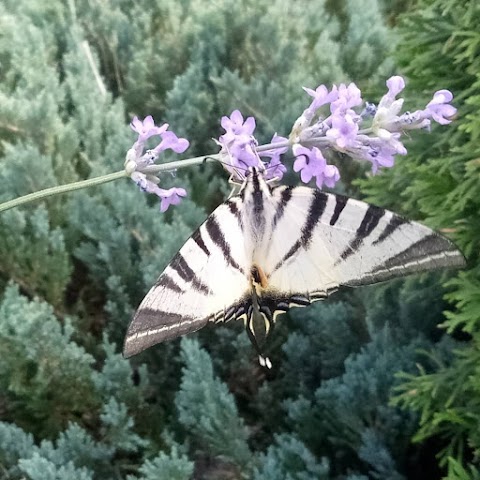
[[123, 308, 209, 357], [158, 272, 185, 293], [205, 215, 245, 275], [373, 233, 464, 273], [272, 186, 294, 230], [169, 252, 210, 295], [273, 190, 328, 272], [329, 194, 348, 226], [346, 233, 465, 286], [192, 229, 210, 256], [339, 204, 385, 262], [252, 168, 264, 218], [373, 214, 408, 245], [227, 199, 244, 230]]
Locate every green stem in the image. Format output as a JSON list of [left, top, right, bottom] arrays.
[[0, 170, 127, 213], [0, 153, 220, 214]]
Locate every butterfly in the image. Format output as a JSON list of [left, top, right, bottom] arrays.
[[123, 167, 465, 366]]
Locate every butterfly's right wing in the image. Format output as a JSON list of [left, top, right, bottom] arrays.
[[123, 198, 250, 358], [261, 185, 464, 308]]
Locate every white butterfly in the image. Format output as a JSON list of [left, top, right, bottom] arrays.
[[123, 167, 465, 365]]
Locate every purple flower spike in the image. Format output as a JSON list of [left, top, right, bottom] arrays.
[[229, 139, 260, 170], [369, 145, 397, 174], [126, 115, 190, 212], [159, 187, 187, 212], [378, 76, 406, 111], [130, 115, 168, 142], [217, 110, 265, 177], [130, 171, 149, 191], [425, 90, 457, 125], [130, 172, 187, 212]]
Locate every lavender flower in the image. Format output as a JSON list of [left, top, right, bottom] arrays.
[[330, 83, 362, 113], [265, 157, 287, 180], [125, 115, 189, 211], [372, 76, 407, 136], [290, 86, 338, 143], [159, 187, 187, 212], [259, 134, 288, 180], [212, 76, 456, 190], [303, 85, 339, 113], [326, 113, 359, 148], [218, 110, 257, 165], [383, 76, 405, 104], [425, 89, 457, 124], [345, 135, 407, 174], [292, 145, 340, 188], [216, 111, 286, 178], [221, 109, 256, 136], [130, 115, 168, 142]]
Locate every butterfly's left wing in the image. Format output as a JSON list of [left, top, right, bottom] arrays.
[[257, 185, 465, 318], [123, 198, 250, 357]]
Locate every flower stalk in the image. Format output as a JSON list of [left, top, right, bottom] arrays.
[[0, 155, 219, 213], [0, 76, 457, 214], [0, 170, 127, 213]]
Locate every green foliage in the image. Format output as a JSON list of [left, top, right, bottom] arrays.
[[340, 0, 396, 81], [286, 329, 421, 478], [0, 287, 162, 478], [0, 207, 71, 308], [0, 284, 97, 437], [176, 338, 251, 471], [253, 434, 330, 480], [18, 454, 93, 480], [356, 0, 480, 475], [393, 342, 480, 466], [358, 429, 405, 480], [0, 422, 34, 467], [445, 457, 480, 480], [363, 273, 454, 340], [100, 398, 148, 453], [281, 301, 365, 395], [128, 447, 194, 480]]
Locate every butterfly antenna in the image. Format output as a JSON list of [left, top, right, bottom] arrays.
[[204, 154, 250, 179]]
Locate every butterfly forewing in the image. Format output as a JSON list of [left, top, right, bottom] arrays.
[[123, 201, 250, 357], [263, 186, 339, 297], [265, 185, 465, 296]]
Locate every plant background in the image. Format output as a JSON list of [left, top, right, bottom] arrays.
[[0, 0, 479, 479]]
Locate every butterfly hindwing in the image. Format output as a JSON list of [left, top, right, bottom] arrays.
[[123, 199, 250, 357]]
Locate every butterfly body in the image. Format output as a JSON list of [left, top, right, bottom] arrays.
[[123, 168, 464, 358]]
